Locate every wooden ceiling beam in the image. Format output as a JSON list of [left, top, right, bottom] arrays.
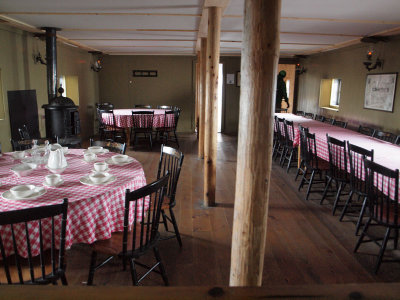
[[73, 38, 197, 42], [0, 12, 202, 17], [62, 28, 197, 32]]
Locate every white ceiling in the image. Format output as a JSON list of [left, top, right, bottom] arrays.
[[1, 0, 400, 57]]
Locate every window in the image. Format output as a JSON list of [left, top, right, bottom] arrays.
[[59, 75, 79, 105], [319, 78, 342, 110]]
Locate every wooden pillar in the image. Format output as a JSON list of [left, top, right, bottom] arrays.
[[230, 0, 281, 286], [198, 38, 207, 158], [204, 7, 221, 207], [195, 52, 200, 139]]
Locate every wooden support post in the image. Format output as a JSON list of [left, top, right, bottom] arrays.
[[195, 52, 200, 139], [204, 7, 221, 207], [198, 38, 207, 158], [230, 0, 281, 286]]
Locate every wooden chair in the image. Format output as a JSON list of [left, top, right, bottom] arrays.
[[131, 111, 155, 149], [98, 108, 126, 143], [273, 118, 286, 163], [156, 110, 180, 148], [272, 116, 280, 158], [157, 145, 184, 247], [0, 199, 68, 285], [323, 117, 334, 125], [332, 120, 348, 128], [87, 175, 170, 286], [304, 112, 315, 119], [295, 125, 308, 181], [395, 135, 400, 145], [373, 130, 397, 143], [134, 105, 152, 109], [11, 139, 32, 151], [340, 142, 374, 235], [354, 160, 400, 274], [358, 125, 376, 137], [157, 105, 173, 109], [89, 139, 126, 154], [315, 115, 325, 122], [281, 120, 297, 173], [320, 135, 349, 215], [96, 102, 114, 110], [298, 129, 330, 200], [295, 111, 304, 116], [18, 125, 31, 140]]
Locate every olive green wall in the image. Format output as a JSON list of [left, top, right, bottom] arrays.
[[220, 56, 241, 134], [98, 55, 195, 132], [0, 24, 99, 152], [297, 35, 400, 132]]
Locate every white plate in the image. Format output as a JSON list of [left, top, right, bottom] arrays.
[[2, 186, 46, 201], [43, 179, 64, 188], [84, 149, 110, 155], [105, 157, 134, 166], [79, 175, 117, 186]]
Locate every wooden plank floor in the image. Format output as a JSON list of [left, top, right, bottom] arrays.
[[65, 133, 400, 286]]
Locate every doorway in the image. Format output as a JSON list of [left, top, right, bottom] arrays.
[[217, 63, 223, 133]]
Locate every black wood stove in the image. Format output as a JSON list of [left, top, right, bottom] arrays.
[[42, 87, 80, 139]]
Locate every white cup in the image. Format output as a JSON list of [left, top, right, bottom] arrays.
[[89, 172, 110, 184], [88, 146, 103, 154], [45, 174, 61, 186], [112, 154, 128, 164], [12, 151, 26, 160], [94, 162, 108, 172], [84, 152, 96, 162]]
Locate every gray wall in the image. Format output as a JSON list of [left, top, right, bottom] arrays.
[[297, 35, 400, 132]]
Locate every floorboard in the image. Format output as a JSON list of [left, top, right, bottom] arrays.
[[62, 133, 400, 286]]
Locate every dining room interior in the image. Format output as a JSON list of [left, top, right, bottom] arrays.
[[1, 0, 400, 298]]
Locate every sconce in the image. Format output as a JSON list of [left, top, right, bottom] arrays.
[[363, 49, 383, 71], [34, 52, 47, 65], [89, 51, 103, 72], [295, 63, 306, 75]]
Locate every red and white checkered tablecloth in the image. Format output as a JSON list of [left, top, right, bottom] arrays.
[[276, 113, 400, 199], [0, 149, 147, 257], [102, 109, 174, 129]]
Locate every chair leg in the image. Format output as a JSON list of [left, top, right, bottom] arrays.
[[87, 251, 98, 286], [355, 196, 368, 236], [332, 182, 344, 216], [153, 247, 169, 286], [339, 190, 354, 221], [354, 217, 371, 253], [298, 168, 307, 191], [374, 227, 391, 274], [169, 207, 182, 247], [295, 160, 304, 181], [320, 177, 332, 205], [305, 170, 316, 200], [149, 132, 153, 149], [129, 258, 139, 286], [286, 149, 293, 173], [174, 131, 179, 148], [161, 210, 169, 231], [394, 229, 399, 250], [60, 272, 68, 286]]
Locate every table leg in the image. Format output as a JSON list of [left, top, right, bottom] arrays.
[[125, 128, 131, 146]]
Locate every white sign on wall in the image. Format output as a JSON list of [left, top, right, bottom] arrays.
[[226, 73, 235, 85]]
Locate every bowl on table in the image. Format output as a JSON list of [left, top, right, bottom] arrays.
[[84, 152, 97, 162], [11, 164, 35, 177], [12, 151, 26, 160], [94, 162, 108, 172], [45, 174, 62, 186], [10, 184, 36, 198], [88, 146, 104, 154], [111, 154, 129, 164], [89, 172, 111, 184]]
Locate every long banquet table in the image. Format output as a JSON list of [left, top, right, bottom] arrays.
[[0, 149, 147, 257], [102, 108, 173, 129], [276, 113, 400, 198]]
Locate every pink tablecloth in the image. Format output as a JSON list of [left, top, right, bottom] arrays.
[[276, 113, 400, 198], [102, 108, 173, 128], [0, 149, 147, 257]]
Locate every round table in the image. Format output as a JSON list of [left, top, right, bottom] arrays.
[[103, 108, 173, 128], [0, 149, 147, 257]]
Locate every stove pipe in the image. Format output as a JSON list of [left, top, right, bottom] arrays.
[[43, 27, 58, 102]]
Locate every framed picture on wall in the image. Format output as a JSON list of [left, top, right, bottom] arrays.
[[236, 71, 241, 87], [364, 73, 397, 112]]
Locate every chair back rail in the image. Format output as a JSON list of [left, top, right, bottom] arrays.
[[364, 159, 399, 227], [358, 125, 376, 137], [122, 175, 169, 258], [326, 134, 348, 181], [90, 139, 126, 154], [0, 199, 68, 285], [131, 111, 154, 130], [156, 145, 184, 206], [373, 130, 397, 144], [283, 120, 295, 147], [347, 142, 374, 194]]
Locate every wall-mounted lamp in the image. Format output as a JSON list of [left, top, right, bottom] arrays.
[[295, 63, 306, 75], [89, 51, 103, 72], [363, 48, 383, 71], [34, 52, 47, 65]]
